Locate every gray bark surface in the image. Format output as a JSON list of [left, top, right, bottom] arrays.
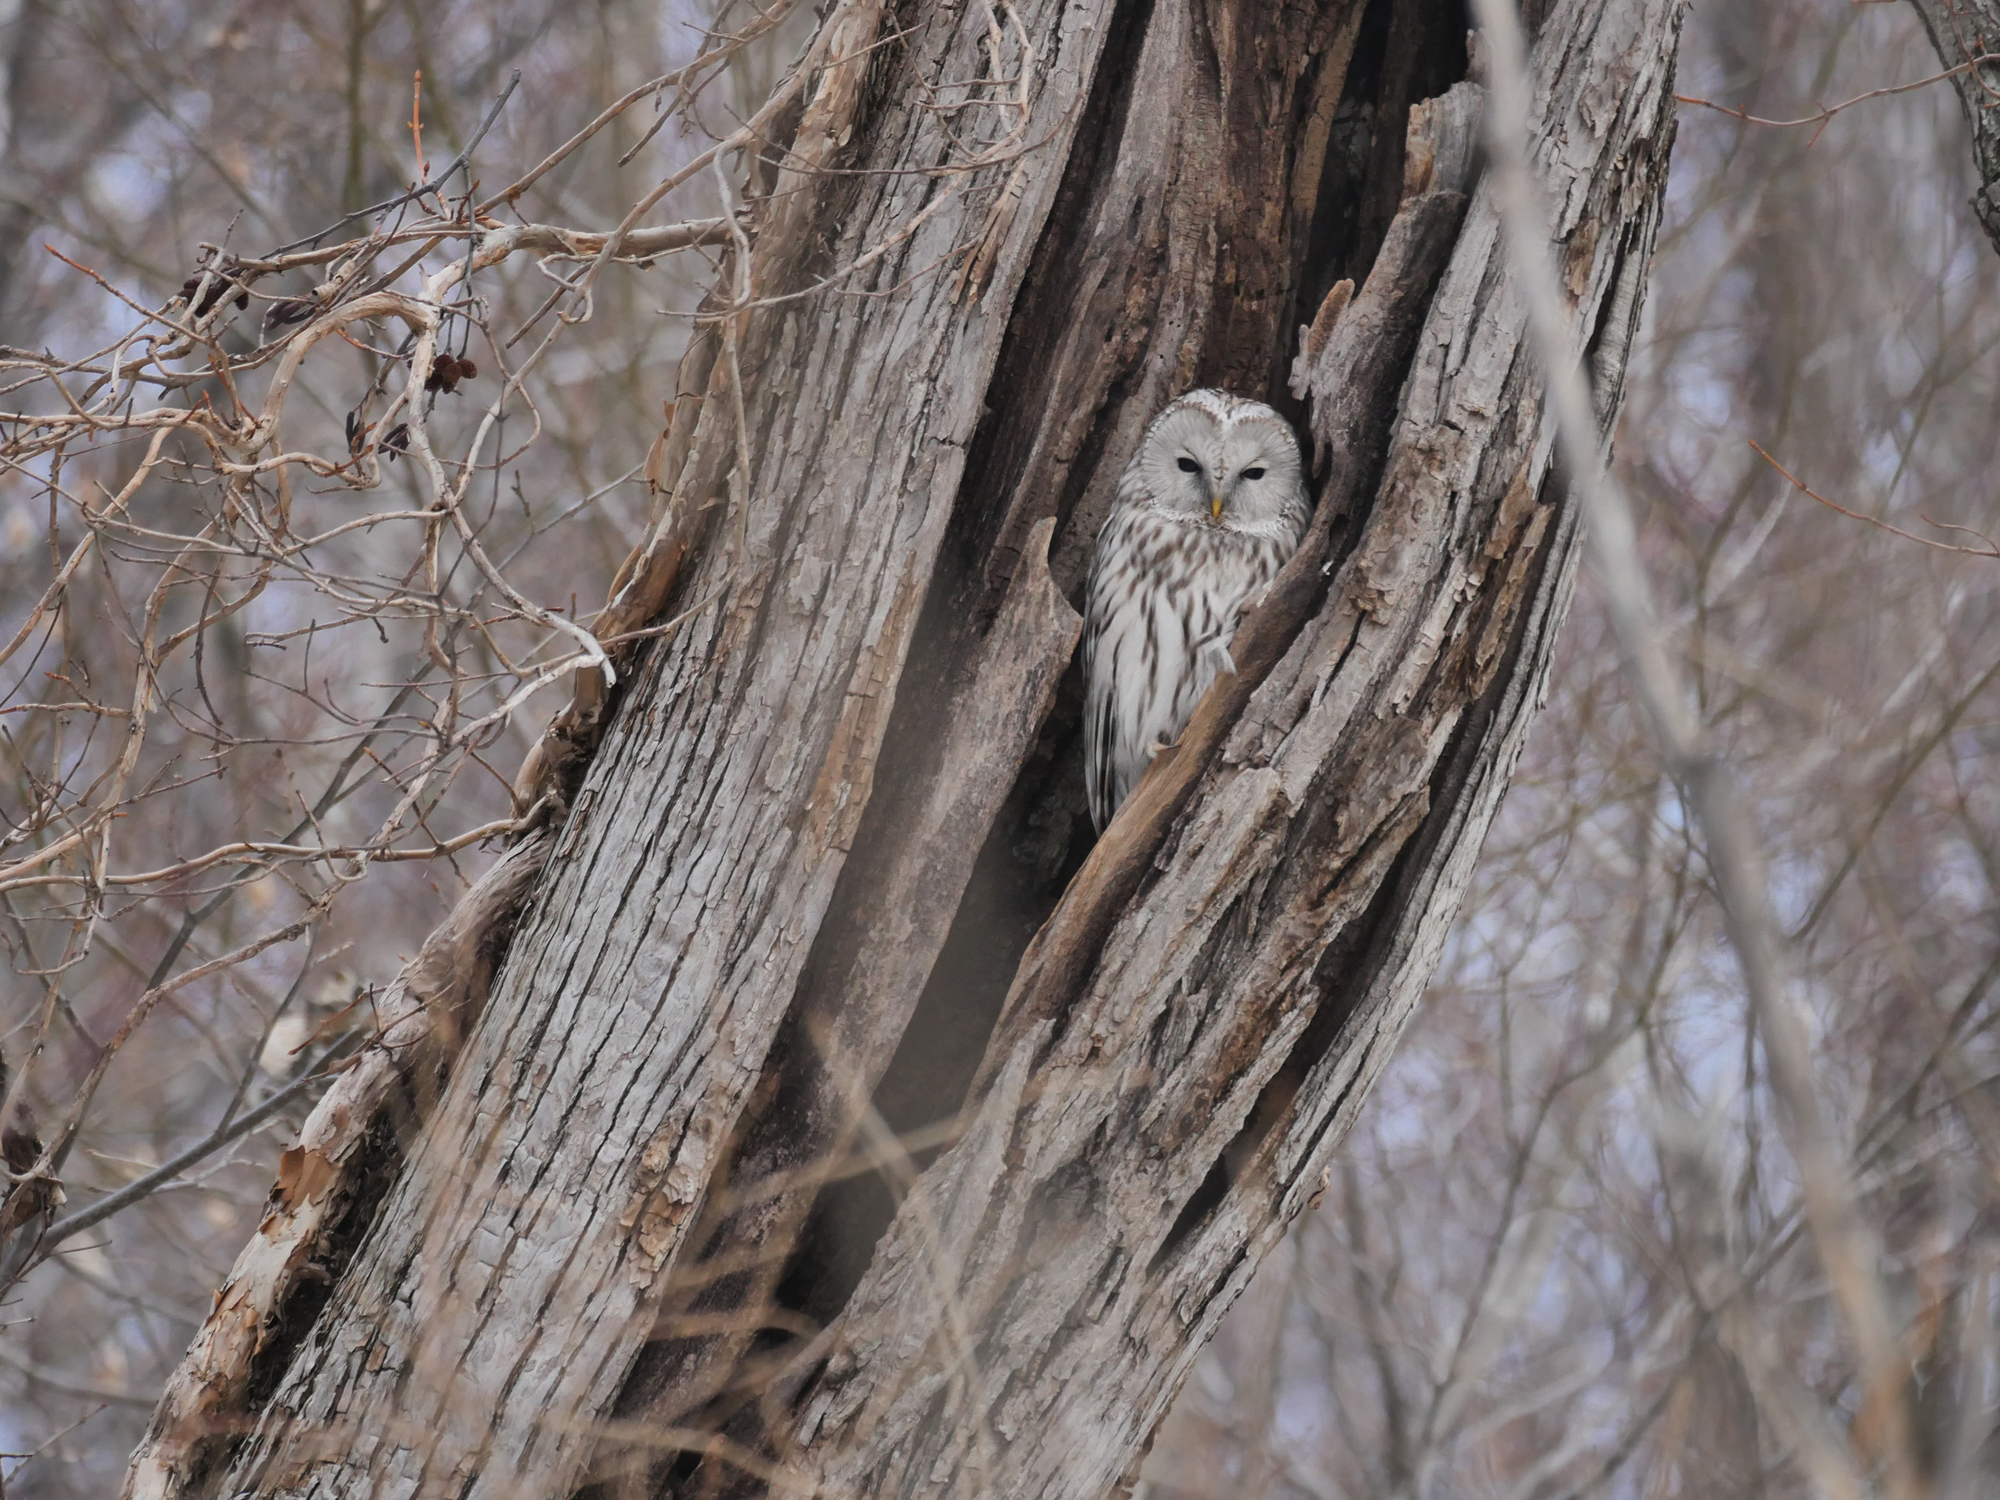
[[1907, 0, 2000, 252], [126, 1, 1689, 1497], [215, 4, 1115, 1494], [793, 7, 1681, 1494]]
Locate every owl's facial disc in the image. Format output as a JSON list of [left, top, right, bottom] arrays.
[[1142, 393, 1304, 529], [1207, 439, 1288, 524]]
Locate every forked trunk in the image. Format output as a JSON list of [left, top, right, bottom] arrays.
[[123, 0, 1687, 1496]]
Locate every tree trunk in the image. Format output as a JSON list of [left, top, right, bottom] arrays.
[[1907, 0, 2000, 254], [124, 0, 1687, 1496]]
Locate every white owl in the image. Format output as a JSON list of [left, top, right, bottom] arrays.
[[1082, 389, 1312, 832]]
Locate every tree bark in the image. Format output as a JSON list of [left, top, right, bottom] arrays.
[[125, 1, 1688, 1496], [1907, 0, 2000, 254]]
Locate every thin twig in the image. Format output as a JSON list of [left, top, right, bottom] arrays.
[[1677, 52, 2000, 147]]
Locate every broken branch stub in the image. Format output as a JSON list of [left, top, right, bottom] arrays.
[[123, 833, 550, 1500]]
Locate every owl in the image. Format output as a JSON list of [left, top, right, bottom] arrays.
[[1082, 389, 1312, 832]]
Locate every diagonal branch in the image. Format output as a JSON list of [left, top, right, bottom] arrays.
[[1473, 1, 1920, 1494]]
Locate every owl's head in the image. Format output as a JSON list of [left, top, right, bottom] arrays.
[[1132, 389, 1307, 532]]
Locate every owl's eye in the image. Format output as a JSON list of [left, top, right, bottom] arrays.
[[1176, 456, 1200, 473], [1242, 467, 1266, 480]]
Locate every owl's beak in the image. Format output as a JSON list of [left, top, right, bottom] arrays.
[[1210, 494, 1224, 520]]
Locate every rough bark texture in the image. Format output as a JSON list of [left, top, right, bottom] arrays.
[[596, 6, 1468, 1475], [212, 4, 1120, 1495], [786, 5, 1682, 1493], [126, 0, 1687, 1497], [122, 834, 552, 1500], [1907, 0, 2000, 253]]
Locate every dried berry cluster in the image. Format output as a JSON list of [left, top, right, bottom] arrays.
[[178, 264, 249, 316], [0, 1050, 56, 1239], [425, 352, 479, 394]]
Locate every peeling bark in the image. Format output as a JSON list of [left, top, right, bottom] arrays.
[[126, 1, 1688, 1497]]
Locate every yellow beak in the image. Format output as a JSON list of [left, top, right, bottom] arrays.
[[1210, 495, 1224, 520]]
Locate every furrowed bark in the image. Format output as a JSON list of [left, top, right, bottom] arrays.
[[1906, 0, 2000, 254], [199, 3, 1119, 1496], [123, 835, 551, 1500], [125, 1, 1688, 1497], [590, 514, 1080, 1472], [787, 2, 1683, 1494], [595, 3, 1435, 1476]]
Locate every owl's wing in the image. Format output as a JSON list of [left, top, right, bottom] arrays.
[[1197, 636, 1237, 678], [1082, 506, 1156, 832], [1080, 526, 1120, 832]]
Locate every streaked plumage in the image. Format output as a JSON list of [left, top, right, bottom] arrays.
[[1082, 389, 1311, 832]]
